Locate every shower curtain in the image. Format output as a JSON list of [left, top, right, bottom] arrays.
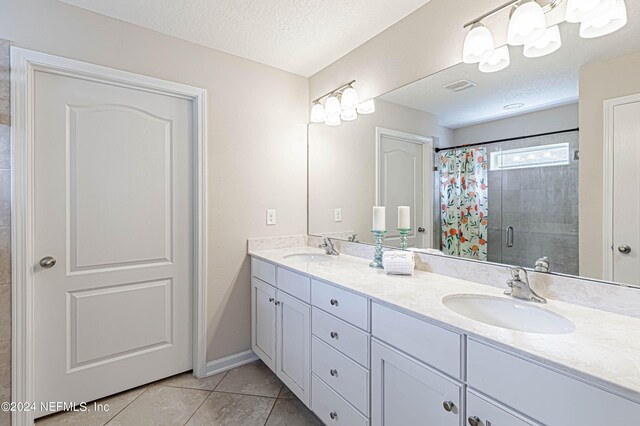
[[439, 147, 489, 260]]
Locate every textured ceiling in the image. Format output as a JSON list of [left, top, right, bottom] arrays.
[[58, 0, 432, 76], [381, 2, 640, 128]]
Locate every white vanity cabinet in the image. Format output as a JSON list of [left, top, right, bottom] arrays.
[[371, 340, 463, 426], [250, 258, 311, 405]]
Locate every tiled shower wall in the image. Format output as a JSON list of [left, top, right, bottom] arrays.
[[0, 40, 10, 426], [486, 131, 580, 275]]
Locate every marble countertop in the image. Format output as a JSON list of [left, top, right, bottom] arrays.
[[249, 246, 640, 402]]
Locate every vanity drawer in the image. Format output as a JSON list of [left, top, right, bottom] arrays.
[[312, 279, 369, 331], [466, 389, 538, 426], [467, 339, 640, 426], [277, 267, 311, 303], [312, 374, 369, 426], [312, 307, 369, 367], [371, 302, 462, 379], [251, 257, 276, 286], [312, 337, 369, 416]]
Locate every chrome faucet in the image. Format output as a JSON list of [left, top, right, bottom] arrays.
[[534, 256, 550, 273], [347, 233, 358, 243], [505, 267, 546, 303], [319, 237, 339, 256]]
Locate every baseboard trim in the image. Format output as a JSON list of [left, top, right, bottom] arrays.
[[204, 349, 259, 377]]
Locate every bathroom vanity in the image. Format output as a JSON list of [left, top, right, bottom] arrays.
[[249, 246, 640, 426]]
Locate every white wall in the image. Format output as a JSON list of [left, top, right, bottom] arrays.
[[579, 51, 640, 279], [450, 103, 579, 147], [0, 0, 309, 363], [309, 99, 443, 243]]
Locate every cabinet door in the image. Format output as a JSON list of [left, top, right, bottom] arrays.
[[251, 277, 277, 371], [277, 291, 311, 406], [371, 340, 462, 426]]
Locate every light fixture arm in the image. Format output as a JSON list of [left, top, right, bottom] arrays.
[[463, 0, 563, 28], [312, 80, 356, 104]]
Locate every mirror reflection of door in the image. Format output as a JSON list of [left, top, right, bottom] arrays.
[[376, 128, 433, 249]]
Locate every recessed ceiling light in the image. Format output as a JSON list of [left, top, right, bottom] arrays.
[[503, 103, 525, 110]]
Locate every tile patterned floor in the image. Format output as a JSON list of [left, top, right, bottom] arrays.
[[35, 360, 322, 426]]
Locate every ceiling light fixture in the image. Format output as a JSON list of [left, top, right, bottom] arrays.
[[579, 0, 627, 38], [479, 46, 511, 73], [309, 80, 372, 126], [524, 24, 562, 57], [504, 103, 525, 110]]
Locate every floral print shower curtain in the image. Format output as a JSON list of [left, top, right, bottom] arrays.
[[439, 147, 489, 260]]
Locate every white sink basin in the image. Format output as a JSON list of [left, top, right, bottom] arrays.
[[442, 294, 575, 334], [283, 253, 334, 263]]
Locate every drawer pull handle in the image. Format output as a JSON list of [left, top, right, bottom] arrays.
[[329, 411, 338, 420], [268, 297, 274, 303], [330, 299, 339, 306], [330, 369, 338, 377], [468, 416, 481, 426], [443, 401, 455, 412], [330, 331, 338, 339]]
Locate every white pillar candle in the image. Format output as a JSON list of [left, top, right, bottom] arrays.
[[372, 206, 386, 231], [398, 206, 410, 229]]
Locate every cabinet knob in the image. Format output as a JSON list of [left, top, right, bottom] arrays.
[[329, 411, 338, 420], [274, 300, 280, 306], [330, 331, 338, 339], [330, 369, 338, 377], [443, 401, 455, 412], [468, 416, 481, 426], [330, 299, 339, 306], [268, 297, 274, 303], [618, 244, 632, 254]]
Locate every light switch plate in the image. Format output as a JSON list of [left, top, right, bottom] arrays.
[[266, 209, 276, 225], [334, 208, 342, 222]]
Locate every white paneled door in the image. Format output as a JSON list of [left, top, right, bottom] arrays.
[[377, 129, 433, 248], [33, 68, 194, 415], [611, 97, 640, 286]]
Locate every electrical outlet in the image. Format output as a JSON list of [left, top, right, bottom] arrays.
[[266, 209, 276, 225], [334, 208, 342, 222]]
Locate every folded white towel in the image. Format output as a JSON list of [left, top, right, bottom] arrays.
[[382, 250, 415, 275]]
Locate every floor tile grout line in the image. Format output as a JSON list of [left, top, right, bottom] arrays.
[[262, 386, 283, 426], [181, 389, 214, 426], [211, 370, 230, 392], [101, 386, 151, 426]]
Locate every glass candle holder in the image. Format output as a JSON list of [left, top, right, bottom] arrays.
[[397, 228, 412, 251], [370, 230, 387, 268]]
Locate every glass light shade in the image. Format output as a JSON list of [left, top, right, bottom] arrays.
[[357, 99, 376, 114], [463, 24, 495, 64], [507, 1, 547, 46], [310, 102, 325, 123], [580, 0, 627, 38], [325, 115, 341, 126], [566, 0, 615, 23], [479, 46, 510, 73], [324, 95, 341, 117], [341, 86, 359, 110], [340, 108, 357, 121], [524, 25, 562, 57]]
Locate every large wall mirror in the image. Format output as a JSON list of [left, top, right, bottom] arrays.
[[308, 2, 640, 286]]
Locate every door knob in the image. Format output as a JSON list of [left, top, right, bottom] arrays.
[[418, 227, 426, 233], [39, 256, 56, 269], [618, 245, 632, 254]]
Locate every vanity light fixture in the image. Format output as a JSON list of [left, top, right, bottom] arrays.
[[463, 23, 495, 64], [507, 0, 547, 46], [523, 25, 562, 57], [580, 0, 627, 38], [479, 46, 511, 73], [463, 0, 626, 74], [310, 80, 374, 126]]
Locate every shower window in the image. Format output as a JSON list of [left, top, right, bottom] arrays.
[[490, 142, 570, 171]]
